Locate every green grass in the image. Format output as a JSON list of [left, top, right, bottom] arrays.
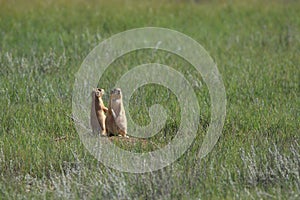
[[0, 0, 299, 199]]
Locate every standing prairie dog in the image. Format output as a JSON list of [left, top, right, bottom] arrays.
[[90, 88, 108, 136], [105, 88, 128, 137]]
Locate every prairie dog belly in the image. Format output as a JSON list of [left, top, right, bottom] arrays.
[[105, 88, 128, 137]]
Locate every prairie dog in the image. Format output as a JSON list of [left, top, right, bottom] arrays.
[[90, 88, 108, 136], [105, 88, 128, 137]]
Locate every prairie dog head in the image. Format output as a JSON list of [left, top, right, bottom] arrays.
[[93, 88, 105, 99], [110, 88, 122, 100]]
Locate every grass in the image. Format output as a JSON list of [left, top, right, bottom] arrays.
[[0, 0, 299, 199]]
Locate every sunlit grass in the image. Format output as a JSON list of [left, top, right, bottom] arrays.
[[0, 0, 299, 199]]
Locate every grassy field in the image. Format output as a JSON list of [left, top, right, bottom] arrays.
[[0, 0, 299, 199]]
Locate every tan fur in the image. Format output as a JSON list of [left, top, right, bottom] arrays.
[[105, 88, 128, 137], [90, 88, 108, 136]]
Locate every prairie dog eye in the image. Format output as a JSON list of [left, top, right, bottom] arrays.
[[115, 88, 121, 93]]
